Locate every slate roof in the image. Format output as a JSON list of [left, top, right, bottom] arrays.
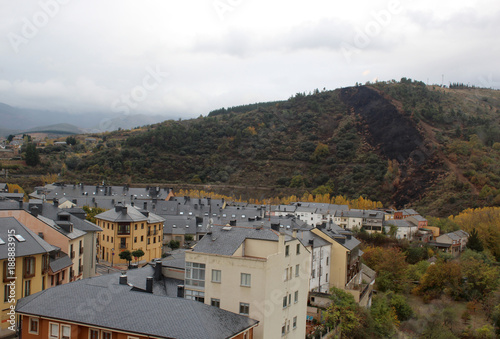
[[192, 225, 291, 256], [315, 224, 361, 251], [296, 230, 330, 248], [96, 204, 165, 224], [0, 217, 55, 259], [160, 249, 187, 270], [383, 219, 415, 228], [37, 215, 87, 240], [49, 253, 73, 273], [16, 277, 258, 339]]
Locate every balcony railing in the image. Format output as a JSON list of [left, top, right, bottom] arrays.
[[70, 251, 75, 259], [120, 243, 127, 249], [79, 247, 84, 256]]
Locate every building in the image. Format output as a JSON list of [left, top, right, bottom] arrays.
[[95, 204, 164, 264], [296, 231, 331, 293], [0, 217, 53, 337], [16, 273, 258, 339], [185, 225, 311, 339], [310, 224, 375, 306], [433, 230, 469, 257], [0, 207, 87, 282], [383, 219, 419, 240]]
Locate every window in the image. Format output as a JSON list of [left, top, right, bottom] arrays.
[[102, 331, 112, 339], [29, 317, 39, 334], [184, 289, 205, 302], [296, 243, 300, 254], [326, 257, 329, 266], [285, 245, 289, 257], [89, 329, 99, 339], [118, 224, 130, 235], [141, 236, 143, 241], [239, 302, 249, 315], [288, 294, 291, 305], [240, 273, 251, 287], [4, 285, 10, 302], [294, 290, 298, 303], [295, 264, 299, 277], [49, 323, 59, 339], [283, 296, 287, 308], [147, 238, 150, 245], [185, 262, 206, 288], [134, 237, 137, 243], [3, 261, 14, 282], [107, 236, 109, 242], [135, 225, 137, 230], [141, 223, 144, 229], [312, 269, 315, 278], [24, 257, 36, 278], [326, 273, 329, 282], [211, 298, 220, 308], [293, 316, 297, 329], [211, 269, 221, 283], [24, 280, 31, 296], [61, 325, 71, 339], [281, 324, 286, 336]]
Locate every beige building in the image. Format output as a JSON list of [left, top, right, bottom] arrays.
[[185, 225, 311, 339], [95, 204, 164, 264], [311, 225, 375, 307]]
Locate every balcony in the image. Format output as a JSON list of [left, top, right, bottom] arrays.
[[70, 251, 75, 259], [120, 242, 127, 249], [79, 247, 84, 256]]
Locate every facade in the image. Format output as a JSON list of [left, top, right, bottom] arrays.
[[185, 225, 311, 339], [0, 209, 86, 282], [0, 217, 53, 337], [95, 204, 164, 264], [297, 231, 331, 293], [16, 274, 258, 339], [383, 219, 419, 240], [311, 224, 374, 306], [434, 230, 469, 257]]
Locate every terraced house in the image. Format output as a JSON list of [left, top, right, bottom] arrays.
[[95, 204, 164, 264]]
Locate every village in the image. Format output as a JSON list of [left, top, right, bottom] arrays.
[[0, 182, 475, 339]]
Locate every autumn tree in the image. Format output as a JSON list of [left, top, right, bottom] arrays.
[[466, 228, 484, 252], [362, 246, 409, 292]]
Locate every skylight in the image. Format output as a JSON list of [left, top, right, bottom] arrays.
[[13, 234, 26, 242], [0, 237, 5, 245]]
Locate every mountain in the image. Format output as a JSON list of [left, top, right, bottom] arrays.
[[24, 123, 84, 134], [0, 102, 172, 136], [30, 80, 500, 216]]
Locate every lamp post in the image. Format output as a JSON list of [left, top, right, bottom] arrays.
[[111, 248, 114, 268]]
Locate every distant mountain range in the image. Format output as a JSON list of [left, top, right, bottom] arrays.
[[0, 102, 171, 137]]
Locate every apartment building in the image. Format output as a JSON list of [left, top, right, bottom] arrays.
[[185, 225, 311, 339], [95, 204, 164, 264], [0, 217, 53, 337]]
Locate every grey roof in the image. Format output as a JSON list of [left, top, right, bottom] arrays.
[[0, 192, 24, 201], [160, 249, 187, 269], [296, 230, 330, 248], [163, 216, 198, 235], [96, 204, 165, 223], [295, 206, 317, 213], [383, 219, 415, 228], [272, 205, 297, 213], [0, 217, 55, 259], [400, 209, 418, 216], [0, 199, 23, 210], [49, 253, 73, 273], [335, 209, 384, 219], [16, 277, 258, 339], [408, 215, 427, 222], [315, 224, 361, 251], [37, 215, 87, 240], [192, 225, 291, 256]]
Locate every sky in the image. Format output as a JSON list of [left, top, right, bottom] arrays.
[[0, 0, 499, 120]]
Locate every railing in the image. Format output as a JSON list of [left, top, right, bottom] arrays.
[[70, 251, 75, 259], [79, 247, 84, 255], [120, 243, 127, 249]]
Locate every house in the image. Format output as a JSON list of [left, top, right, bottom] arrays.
[[0, 206, 87, 282], [95, 204, 164, 264], [310, 224, 375, 307], [383, 219, 419, 240], [0, 217, 53, 337], [405, 215, 428, 228], [16, 273, 259, 339], [394, 209, 419, 220], [334, 210, 384, 233], [296, 230, 331, 293], [185, 225, 311, 339], [433, 230, 469, 257]]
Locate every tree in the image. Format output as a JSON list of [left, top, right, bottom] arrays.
[[7, 135, 14, 143], [467, 228, 484, 252], [119, 250, 132, 267], [66, 136, 77, 145], [83, 206, 107, 224], [132, 249, 145, 263], [25, 143, 40, 166], [362, 246, 409, 292], [168, 240, 180, 250]]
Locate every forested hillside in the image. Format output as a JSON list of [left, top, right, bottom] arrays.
[[39, 79, 500, 216]]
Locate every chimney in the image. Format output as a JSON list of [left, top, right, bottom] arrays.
[[229, 220, 236, 226], [30, 206, 40, 217], [119, 273, 128, 285], [131, 201, 134, 207], [18, 200, 23, 209], [255, 223, 263, 230], [53, 199, 59, 207], [292, 229, 297, 238], [271, 223, 280, 232], [146, 277, 153, 293], [154, 260, 162, 281], [72, 199, 77, 204], [143, 202, 147, 210], [38, 232, 44, 240], [115, 205, 123, 213], [278, 231, 285, 254]]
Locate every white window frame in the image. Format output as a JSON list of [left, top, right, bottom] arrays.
[[293, 316, 297, 329], [28, 317, 39, 335], [240, 273, 251, 287], [239, 302, 250, 315], [49, 322, 59, 339], [295, 264, 299, 277], [211, 269, 221, 283], [101, 330, 112, 339], [61, 324, 71, 339], [294, 290, 299, 303]]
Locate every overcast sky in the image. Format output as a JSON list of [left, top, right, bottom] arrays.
[[0, 0, 499, 119]]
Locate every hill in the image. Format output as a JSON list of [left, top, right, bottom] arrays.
[[43, 80, 500, 216]]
